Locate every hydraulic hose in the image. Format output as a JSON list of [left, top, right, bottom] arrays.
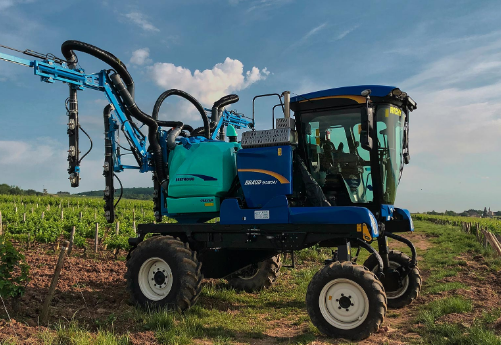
[[152, 89, 210, 139], [61, 40, 135, 98], [211, 94, 239, 123], [109, 73, 168, 190], [167, 126, 184, 150]]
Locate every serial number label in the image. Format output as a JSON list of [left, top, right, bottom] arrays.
[[244, 180, 277, 185], [254, 210, 270, 220]]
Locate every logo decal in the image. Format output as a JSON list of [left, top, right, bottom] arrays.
[[176, 174, 217, 182], [238, 169, 290, 184]]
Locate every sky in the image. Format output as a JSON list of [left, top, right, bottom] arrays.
[[0, 0, 500, 213]]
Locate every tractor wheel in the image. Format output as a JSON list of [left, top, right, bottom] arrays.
[[363, 250, 421, 309], [228, 255, 281, 292], [125, 236, 203, 311], [306, 261, 386, 340]]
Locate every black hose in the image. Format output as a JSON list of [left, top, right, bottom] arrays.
[[385, 232, 417, 268], [152, 89, 210, 139], [78, 124, 93, 164], [109, 73, 168, 190], [61, 40, 135, 98], [355, 238, 384, 276], [167, 126, 184, 150]]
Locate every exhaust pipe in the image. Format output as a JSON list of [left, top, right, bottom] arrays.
[[282, 91, 290, 118]]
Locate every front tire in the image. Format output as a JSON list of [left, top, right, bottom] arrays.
[[228, 255, 281, 292], [126, 236, 203, 311], [363, 250, 421, 309], [306, 262, 386, 340]]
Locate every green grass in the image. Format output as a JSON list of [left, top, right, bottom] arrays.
[[411, 221, 501, 344], [417, 296, 473, 324]]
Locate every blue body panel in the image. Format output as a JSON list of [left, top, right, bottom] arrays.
[[237, 146, 293, 208], [381, 204, 414, 232], [220, 195, 379, 238], [290, 85, 397, 103], [395, 207, 414, 231]]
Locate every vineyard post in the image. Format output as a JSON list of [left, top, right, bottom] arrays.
[[40, 240, 69, 325], [23, 213, 26, 222], [41, 212, 45, 220], [133, 221, 136, 234], [114, 222, 120, 257], [68, 226, 76, 256], [79, 212, 83, 221], [36, 203, 38, 208], [94, 223, 99, 253], [486, 231, 501, 257], [61, 210, 64, 220]]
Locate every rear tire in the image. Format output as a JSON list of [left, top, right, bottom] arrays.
[[228, 255, 281, 292], [363, 250, 421, 309], [126, 236, 203, 311], [306, 261, 386, 340]]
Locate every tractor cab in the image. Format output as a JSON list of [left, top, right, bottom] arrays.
[[291, 85, 417, 218]]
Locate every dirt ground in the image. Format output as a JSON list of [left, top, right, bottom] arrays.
[[1, 232, 500, 345]]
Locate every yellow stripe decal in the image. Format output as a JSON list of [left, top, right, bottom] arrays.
[[299, 95, 366, 104], [238, 169, 290, 184]]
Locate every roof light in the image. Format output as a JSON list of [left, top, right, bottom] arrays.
[[392, 88, 402, 96], [361, 89, 371, 97]]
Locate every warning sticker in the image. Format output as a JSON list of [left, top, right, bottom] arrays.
[[254, 210, 270, 220]]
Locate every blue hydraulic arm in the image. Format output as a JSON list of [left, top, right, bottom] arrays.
[[205, 108, 254, 140], [0, 50, 151, 186]]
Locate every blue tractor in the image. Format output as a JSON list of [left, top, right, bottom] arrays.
[[0, 41, 419, 340]]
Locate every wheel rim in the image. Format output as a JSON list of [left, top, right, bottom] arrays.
[[237, 264, 260, 280], [372, 261, 409, 299], [138, 257, 173, 301], [318, 278, 369, 330]]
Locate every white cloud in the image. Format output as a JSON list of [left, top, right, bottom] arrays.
[[333, 25, 359, 41], [149, 57, 270, 118], [246, 0, 293, 13], [400, 36, 501, 160], [0, 0, 34, 10], [285, 22, 328, 53], [130, 48, 152, 65], [125, 12, 159, 32]]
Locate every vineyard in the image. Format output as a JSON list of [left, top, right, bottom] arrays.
[[0, 195, 162, 255], [414, 214, 501, 235]]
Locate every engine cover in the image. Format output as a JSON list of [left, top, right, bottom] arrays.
[[237, 145, 293, 208]]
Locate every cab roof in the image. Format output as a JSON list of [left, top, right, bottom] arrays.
[[290, 85, 397, 102], [290, 85, 416, 112]]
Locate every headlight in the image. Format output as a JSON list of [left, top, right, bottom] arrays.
[[369, 213, 378, 235]]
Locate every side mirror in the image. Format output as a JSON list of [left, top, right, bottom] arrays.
[[403, 121, 410, 164], [360, 105, 374, 151]]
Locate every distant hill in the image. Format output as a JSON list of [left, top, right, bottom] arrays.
[[75, 187, 154, 200], [0, 183, 44, 196]]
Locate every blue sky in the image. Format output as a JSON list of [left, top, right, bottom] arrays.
[[0, 0, 500, 212]]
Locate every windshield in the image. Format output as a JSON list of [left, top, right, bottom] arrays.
[[376, 104, 404, 204], [301, 108, 373, 205]]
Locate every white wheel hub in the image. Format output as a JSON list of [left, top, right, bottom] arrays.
[[138, 257, 173, 301], [319, 278, 369, 330], [372, 261, 409, 299]]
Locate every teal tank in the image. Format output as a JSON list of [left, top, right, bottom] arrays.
[[167, 141, 240, 213]]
